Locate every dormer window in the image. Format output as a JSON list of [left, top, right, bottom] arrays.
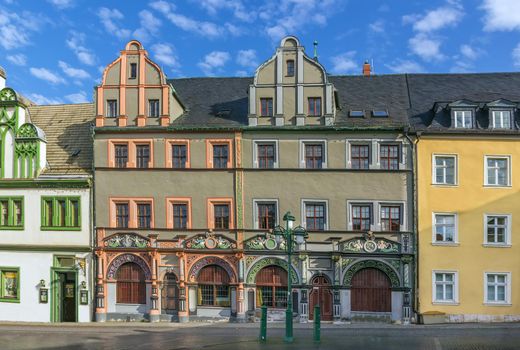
[[130, 63, 137, 79], [287, 60, 295, 77], [308, 97, 321, 116], [349, 110, 364, 118], [491, 110, 512, 129], [260, 98, 273, 117], [372, 110, 389, 118], [453, 110, 473, 128]]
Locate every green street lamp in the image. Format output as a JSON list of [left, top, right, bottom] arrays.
[[272, 211, 308, 343]]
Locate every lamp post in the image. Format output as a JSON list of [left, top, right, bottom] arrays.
[[273, 211, 308, 343]]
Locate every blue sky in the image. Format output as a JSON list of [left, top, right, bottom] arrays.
[[1, 0, 519, 105]]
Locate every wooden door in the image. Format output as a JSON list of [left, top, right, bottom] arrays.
[[116, 262, 146, 304], [309, 276, 333, 321], [161, 273, 178, 314], [351, 268, 391, 312]]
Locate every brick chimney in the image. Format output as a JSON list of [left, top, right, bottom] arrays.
[[362, 61, 371, 77], [0, 66, 6, 89]]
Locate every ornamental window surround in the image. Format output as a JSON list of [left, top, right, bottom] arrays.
[[197, 265, 230, 307], [0, 197, 23, 229], [253, 199, 279, 230], [166, 197, 192, 229], [207, 198, 234, 230], [299, 140, 327, 169], [253, 140, 278, 169], [0, 267, 19, 303], [347, 201, 406, 232], [302, 199, 328, 231], [110, 198, 154, 229], [107, 99, 118, 118], [41, 197, 81, 231], [148, 99, 160, 118], [109, 140, 154, 168], [165, 139, 190, 169], [206, 139, 233, 169]]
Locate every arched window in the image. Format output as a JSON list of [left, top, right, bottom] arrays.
[[161, 273, 178, 314], [116, 262, 146, 304], [256, 266, 288, 308], [197, 265, 230, 307]]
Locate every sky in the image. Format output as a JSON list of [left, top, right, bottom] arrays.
[[1, 0, 520, 105]]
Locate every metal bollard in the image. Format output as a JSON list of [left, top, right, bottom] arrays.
[[259, 305, 267, 342], [313, 305, 321, 343]]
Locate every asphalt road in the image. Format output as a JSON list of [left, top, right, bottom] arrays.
[[0, 323, 519, 350]]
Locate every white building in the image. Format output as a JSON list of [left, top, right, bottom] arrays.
[[0, 68, 94, 322]]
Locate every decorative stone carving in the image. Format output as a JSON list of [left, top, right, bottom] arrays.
[[107, 254, 152, 280], [245, 257, 298, 284], [104, 233, 149, 248], [343, 260, 400, 288], [184, 233, 236, 250], [340, 237, 399, 254], [187, 256, 237, 283], [244, 234, 286, 250]]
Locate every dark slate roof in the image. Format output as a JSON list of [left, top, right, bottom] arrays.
[[29, 103, 94, 175]]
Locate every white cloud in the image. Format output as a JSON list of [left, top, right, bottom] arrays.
[[235, 70, 248, 77], [6, 53, 27, 66], [197, 0, 254, 22], [66, 31, 96, 66], [481, 0, 520, 31], [409, 33, 443, 61], [330, 51, 357, 74], [58, 61, 90, 79], [97, 7, 130, 39], [512, 43, 520, 67], [236, 49, 257, 68], [27, 93, 63, 105], [65, 91, 89, 103], [460, 44, 480, 60], [151, 43, 178, 67], [0, 10, 39, 50], [47, 0, 74, 9], [30, 67, 66, 84], [198, 51, 230, 76], [133, 10, 161, 42], [369, 20, 384, 33], [386, 60, 425, 73]]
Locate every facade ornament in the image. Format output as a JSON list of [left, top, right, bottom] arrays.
[[244, 234, 286, 250], [184, 232, 237, 250], [343, 260, 400, 288], [245, 257, 298, 284], [340, 236, 399, 254], [106, 254, 152, 280], [104, 233, 149, 248]]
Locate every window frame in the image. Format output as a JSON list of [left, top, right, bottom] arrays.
[[197, 265, 231, 307], [113, 142, 129, 168], [378, 202, 406, 232], [253, 140, 279, 169], [206, 139, 233, 169], [0, 267, 20, 303], [453, 109, 473, 128], [432, 154, 458, 186], [135, 143, 151, 169], [378, 143, 401, 170], [483, 214, 512, 247], [490, 110, 513, 129], [136, 202, 152, 229], [432, 270, 459, 305], [207, 198, 234, 230], [286, 59, 295, 77], [41, 196, 81, 231], [110, 198, 154, 229], [483, 272, 511, 305], [0, 197, 24, 230], [109, 140, 154, 168], [106, 99, 118, 118], [299, 140, 327, 169], [349, 143, 371, 170], [253, 199, 279, 230], [166, 197, 192, 229], [307, 97, 322, 117], [432, 212, 458, 245], [259, 97, 274, 117], [148, 99, 160, 118], [165, 139, 190, 169], [346, 201, 374, 231], [129, 63, 137, 79], [484, 155, 512, 187], [302, 199, 328, 231]]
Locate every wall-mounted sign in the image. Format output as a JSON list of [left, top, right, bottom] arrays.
[[80, 290, 88, 305], [39, 288, 48, 303], [65, 284, 74, 298]]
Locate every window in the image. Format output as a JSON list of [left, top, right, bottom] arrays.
[[491, 110, 511, 129], [380, 144, 400, 170], [260, 98, 273, 117], [107, 100, 118, 118], [433, 155, 457, 185], [256, 201, 277, 230], [380, 205, 401, 231], [114, 144, 128, 168], [256, 266, 287, 308], [0, 197, 23, 229], [304, 202, 326, 230], [485, 215, 511, 245], [116, 262, 146, 304], [352, 205, 371, 231], [129, 63, 137, 79], [308, 97, 321, 116], [197, 265, 230, 307], [351, 144, 370, 170], [0, 267, 19, 302], [135, 144, 150, 169], [148, 99, 160, 118], [372, 110, 389, 118], [485, 273, 510, 304], [433, 272, 458, 303], [213, 144, 229, 169], [137, 203, 151, 229], [256, 143, 276, 169], [208, 198, 233, 230], [41, 197, 81, 230], [485, 156, 510, 186], [172, 203, 188, 229], [349, 110, 364, 118], [172, 144, 187, 169], [453, 110, 472, 128], [116, 203, 129, 228], [433, 214, 456, 243], [305, 144, 324, 169], [214, 204, 230, 229], [167, 198, 191, 229], [286, 60, 295, 77]]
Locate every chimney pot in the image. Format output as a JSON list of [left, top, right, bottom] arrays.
[[362, 61, 371, 77]]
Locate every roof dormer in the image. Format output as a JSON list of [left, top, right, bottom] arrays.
[[447, 100, 478, 129], [485, 99, 516, 130]]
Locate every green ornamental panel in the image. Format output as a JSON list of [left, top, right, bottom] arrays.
[[16, 123, 38, 138], [343, 259, 400, 288], [0, 88, 17, 102], [246, 257, 299, 284]]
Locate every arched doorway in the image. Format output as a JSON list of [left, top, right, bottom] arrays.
[[351, 268, 391, 312], [197, 265, 230, 307], [161, 273, 179, 314], [116, 262, 146, 304], [309, 275, 333, 321], [255, 266, 288, 309]]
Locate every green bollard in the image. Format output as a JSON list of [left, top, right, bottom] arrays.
[[259, 305, 267, 342], [313, 305, 321, 343]]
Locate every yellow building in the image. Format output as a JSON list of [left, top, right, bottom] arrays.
[[412, 82, 520, 322]]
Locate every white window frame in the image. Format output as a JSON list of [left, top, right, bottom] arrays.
[[299, 140, 327, 169], [301, 199, 328, 231], [453, 110, 473, 128], [491, 110, 512, 129], [346, 201, 375, 231], [377, 201, 407, 232], [483, 272, 511, 305], [432, 154, 458, 186], [345, 139, 372, 169], [432, 270, 459, 305], [432, 212, 458, 245], [252, 199, 279, 230], [484, 155, 512, 187], [483, 214, 512, 247], [253, 140, 279, 169]]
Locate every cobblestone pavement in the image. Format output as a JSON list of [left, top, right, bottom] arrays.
[[0, 322, 519, 350]]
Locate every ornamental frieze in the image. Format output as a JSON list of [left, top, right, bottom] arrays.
[[245, 257, 298, 284], [104, 233, 150, 248], [244, 234, 287, 251], [188, 256, 237, 283], [340, 236, 399, 254], [184, 233, 236, 250], [107, 254, 152, 280]]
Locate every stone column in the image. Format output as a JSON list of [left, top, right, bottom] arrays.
[[149, 250, 160, 322], [94, 252, 106, 322], [236, 255, 246, 322], [177, 253, 189, 322], [332, 254, 341, 321]]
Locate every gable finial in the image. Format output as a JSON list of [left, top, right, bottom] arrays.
[[313, 40, 319, 62]]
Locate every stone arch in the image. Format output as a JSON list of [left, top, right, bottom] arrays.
[[281, 35, 300, 47], [187, 256, 237, 283], [106, 253, 152, 280], [309, 271, 333, 284], [125, 40, 143, 51], [343, 259, 400, 288], [246, 257, 299, 285]]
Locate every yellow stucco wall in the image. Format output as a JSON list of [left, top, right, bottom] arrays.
[[418, 136, 520, 319]]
